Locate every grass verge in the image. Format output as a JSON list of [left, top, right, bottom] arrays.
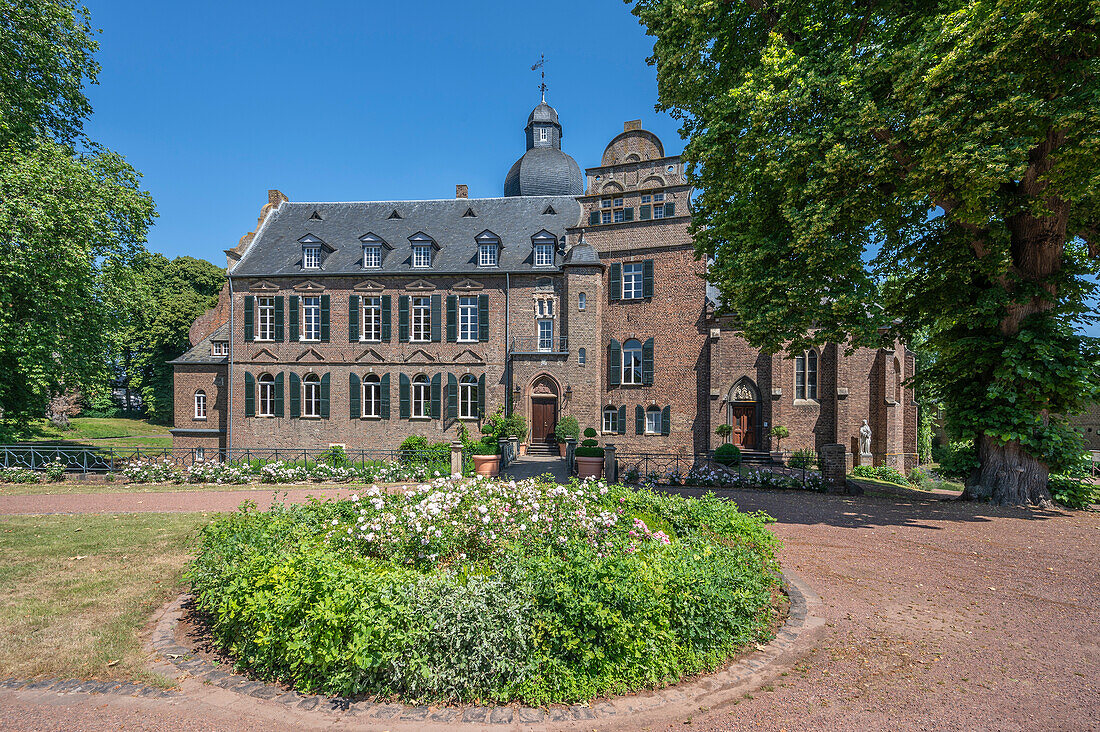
[[0, 481, 391, 496], [0, 512, 207, 685], [8, 417, 169, 443]]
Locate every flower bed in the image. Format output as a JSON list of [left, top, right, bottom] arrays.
[[621, 463, 828, 492], [120, 457, 454, 486], [186, 477, 781, 705]]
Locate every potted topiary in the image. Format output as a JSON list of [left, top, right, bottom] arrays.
[[715, 423, 733, 444], [471, 424, 501, 477], [770, 425, 790, 462], [574, 427, 605, 478], [555, 415, 579, 457]]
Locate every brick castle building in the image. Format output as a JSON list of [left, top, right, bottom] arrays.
[[170, 99, 917, 469]]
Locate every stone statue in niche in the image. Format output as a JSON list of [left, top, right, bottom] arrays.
[[859, 419, 873, 455]]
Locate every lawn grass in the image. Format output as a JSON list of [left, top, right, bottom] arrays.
[[5, 417, 169, 444], [0, 513, 208, 685], [847, 473, 964, 493], [0, 481, 392, 496]]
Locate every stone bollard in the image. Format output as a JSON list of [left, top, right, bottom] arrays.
[[604, 444, 616, 484], [566, 438, 577, 474], [499, 438, 511, 467], [509, 436, 519, 460], [820, 443, 846, 491], [450, 441, 463, 478]]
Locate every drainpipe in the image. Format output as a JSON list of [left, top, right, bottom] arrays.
[[505, 272, 511, 416], [227, 275, 234, 454]]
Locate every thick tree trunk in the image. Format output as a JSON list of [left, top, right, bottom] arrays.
[[964, 435, 1052, 507]]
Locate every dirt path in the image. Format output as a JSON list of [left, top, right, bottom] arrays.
[[0, 486, 361, 514], [1, 488, 1097, 730]]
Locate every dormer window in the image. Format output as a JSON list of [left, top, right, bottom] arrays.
[[475, 230, 501, 268], [412, 244, 432, 268], [303, 245, 321, 269], [211, 341, 228, 356], [363, 245, 382, 268], [532, 231, 556, 267]]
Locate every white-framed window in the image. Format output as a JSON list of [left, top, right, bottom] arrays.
[[303, 246, 322, 269], [362, 297, 382, 341], [479, 243, 498, 267], [578, 292, 586, 310], [302, 296, 321, 341], [257, 297, 275, 341], [411, 296, 430, 342], [538, 319, 553, 351], [459, 296, 478, 342], [601, 210, 612, 224], [646, 406, 662, 435], [795, 350, 819, 400], [302, 374, 321, 417], [613, 197, 623, 208], [194, 391, 207, 419], [602, 406, 618, 434], [653, 192, 666, 219], [363, 245, 382, 268], [211, 341, 228, 356], [412, 244, 432, 268], [412, 374, 430, 418], [459, 374, 478, 419], [614, 208, 625, 223], [537, 127, 549, 143], [534, 243, 554, 266], [622, 338, 642, 384], [194, 447, 205, 462], [362, 374, 381, 418], [622, 263, 644, 300], [258, 373, 275, 417], [578, 347, 586, 365]]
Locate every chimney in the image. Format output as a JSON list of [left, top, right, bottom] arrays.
[[624, 120, 642, 132], [456, 184, 468, 199]]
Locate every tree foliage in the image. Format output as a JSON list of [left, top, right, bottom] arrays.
[[631, 0, 1100, 505]]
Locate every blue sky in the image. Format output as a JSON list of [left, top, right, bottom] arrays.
[[82, 0, 681, 264]]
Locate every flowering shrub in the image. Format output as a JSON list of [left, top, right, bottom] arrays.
[[187, 477, 781, 705], [0, 467, 40, 484], [187, 461, 254, 485], [43, 459, 67, 482], [122, 458, 184, 484]]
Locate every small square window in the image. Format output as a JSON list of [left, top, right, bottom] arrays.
[[613, 197, 623, 208], [303, 246, 321, 269], [613, 209, 625, 223], [601, 210, 612, 225], [412, 244, 432, 268], [653, 192, 665, 202], [601, 197, 612, 208], [641, 194, 651, 204]]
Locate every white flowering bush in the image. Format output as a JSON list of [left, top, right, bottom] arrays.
[[122, 458, 184, 484], [0, 467, 40, 484], [187, 461, 254, 485]]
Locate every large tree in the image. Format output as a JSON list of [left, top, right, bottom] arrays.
[[631, 0, 1100, 506]]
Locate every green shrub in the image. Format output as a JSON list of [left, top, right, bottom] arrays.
[[714, 443, 741, 466], [574, 446, 604, 458], [503, 414, 528, 441], [470, 441, 500, 456], [787, 448, 816, 470], [936, 441, 979, 480], [850, 464, 908, 485], [555, 415, 579, 443], [43, 459, 66, 482], [1048, 474, 1097, 509]]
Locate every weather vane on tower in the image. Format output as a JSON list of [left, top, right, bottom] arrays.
[[531, 54, 547, 102]]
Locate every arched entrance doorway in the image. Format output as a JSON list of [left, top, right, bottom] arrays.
[[727, 378, 761, 450], [529, 375, 560, 447]]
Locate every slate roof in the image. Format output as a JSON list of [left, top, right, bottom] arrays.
[[527, 101, 560, 127], [563, 242, 601, 265], [503, 148, 584, 197], [230, 196, 583, 277], [169, 323, 229, 365]]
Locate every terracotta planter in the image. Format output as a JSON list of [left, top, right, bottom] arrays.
[[472, 454, 500, 477], [575, 456, 604, 479], [558, 442, 568, 457]]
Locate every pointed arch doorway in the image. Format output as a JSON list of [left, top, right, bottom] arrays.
[[727, 378, 761, 450]]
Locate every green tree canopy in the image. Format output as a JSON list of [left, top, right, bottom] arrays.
[[631, 0, 1100, 505]]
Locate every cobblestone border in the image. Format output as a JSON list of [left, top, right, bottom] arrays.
[[143, 570, 823, 729], [0, 676, 179, 700]]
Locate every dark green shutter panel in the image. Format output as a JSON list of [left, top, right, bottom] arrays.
[[478, 294, 489, 341], [349, 295, 359, 342], [589, 210, 600, 226], [320, 295, 330, 341], [661, 405, 671, 436], [618, 405, 626, 435], [664, 201, 675, 217], [274, 372, 284, 417], [244, 372, 255, 416], [642, 260, 654, 298], [381, 295, 391, 342], [609, 339, 621, 387], [624, 207, 634, 222], [320, 373, 330, 419], [642, 338, 654, 386], [447, 373, 458, 419], [430, 295, 441, 342], [636, 405, 645, 435], [274, 296, 284, 341], [430, 373, 441, 418], [609, 264, 621, 302], [350, 373, 360, 419], [289, 295, 299, 341], [640, 204, 651, 220], [446, 295, 457, 342], [289, 372, 300, 418], [380, 373, 390, 419], [398, 296, 409, 342], [399, 373, 410, 418], [243, 296, 254, 341], [478, 374, 486, 417]]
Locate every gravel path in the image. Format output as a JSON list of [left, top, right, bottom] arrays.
[[0, 486, 363, 514], [1, 487, 1097, 731]]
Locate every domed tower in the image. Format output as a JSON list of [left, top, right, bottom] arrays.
[[503, 98, 584, 197]]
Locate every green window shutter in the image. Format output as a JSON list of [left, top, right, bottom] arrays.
[[478, 294, 489, 341], [381, 295, 391, 342], [636, 405, 644, 435], [380, 373, 390, 419], [618, 405, 626, 435], [398, 296, 409, 342], [320, 373, 330, 419], [447, 373, 458, 419], [274, 372, 284, 417], [640, 204, 651, 220], [349, 295, 359, 342], [589, 210, 600, 226], [624, 207, 634, 222], [430, 373, 441, 418], [609, 339, 621, 387], [289, 372, 301, 418], [274, 296, 284, 341], [350, 373, 360, 419], [430, 295, 441, 342], [642, 338, 654, 386], [478, 374, 486, 417], [609, 264, 621, 302], [446, 295, 457, 342], [399, 373, 410, 418], [664, 201, 675, 217], [243, 296, 254, 341], [643, 260, 654, 298], [661, 405, 671, 436], [320, 295, 330, 341], [289, 295, 299, 341], [244, 372, 255, 416]]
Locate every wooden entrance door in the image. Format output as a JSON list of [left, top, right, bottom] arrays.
[[729, 404, 756, 449], [532, 398, 558, 444]]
